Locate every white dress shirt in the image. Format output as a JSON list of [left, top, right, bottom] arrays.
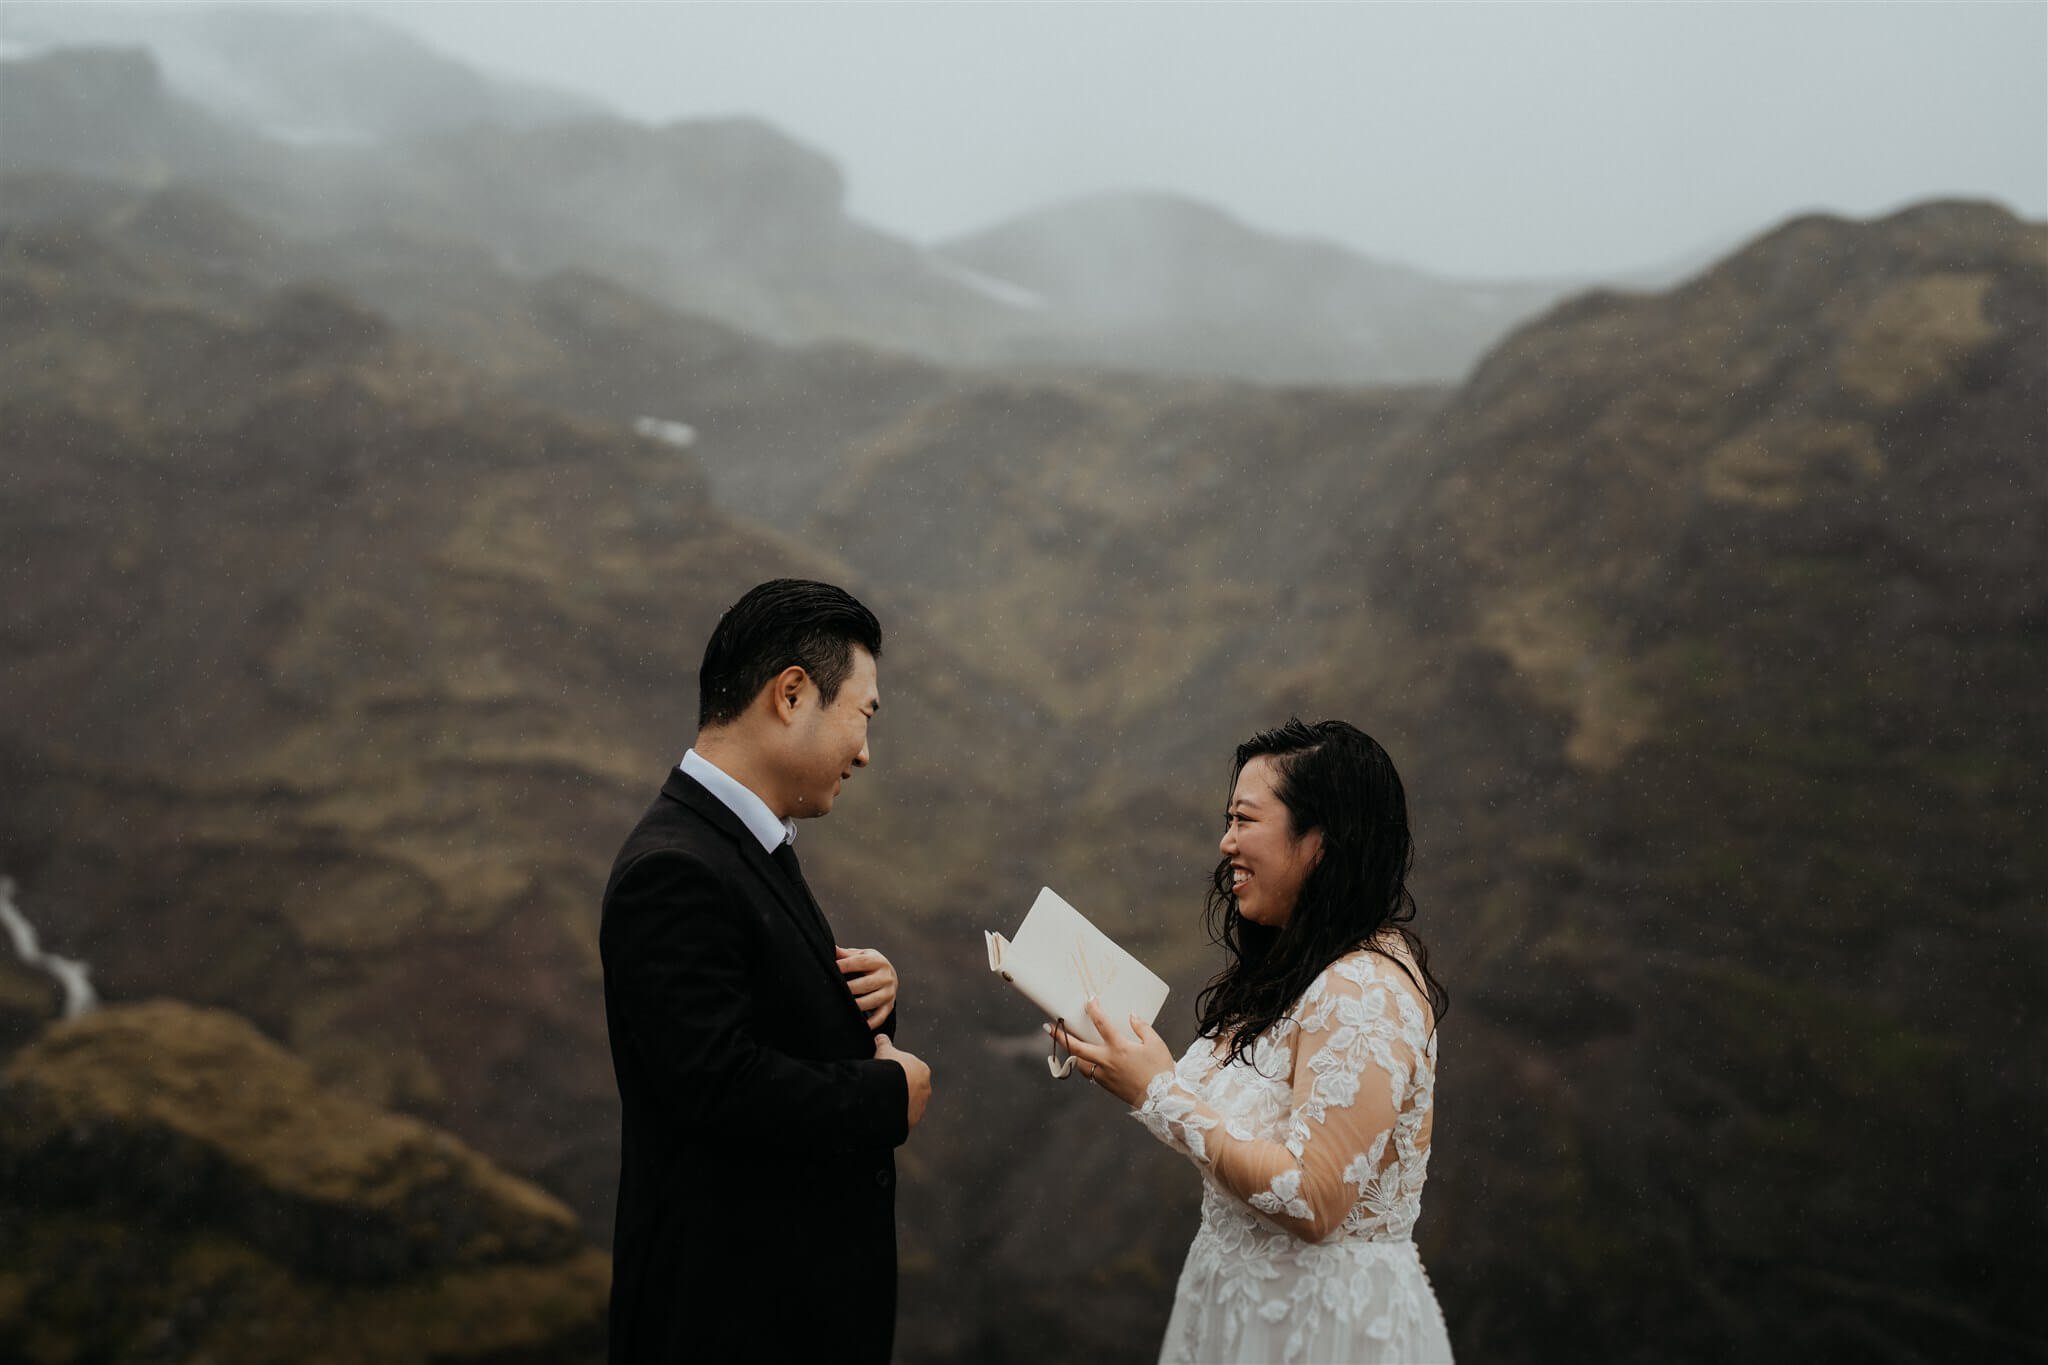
[[680, 748, 796, 855]]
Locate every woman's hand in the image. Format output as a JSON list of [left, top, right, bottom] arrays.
[[836, 946, 898, 1028], [1051, 998, 1176, 1106]]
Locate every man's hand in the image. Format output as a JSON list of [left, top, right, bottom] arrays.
[[873, 1033, 931, 1132], [836, 945, 898, 1028]]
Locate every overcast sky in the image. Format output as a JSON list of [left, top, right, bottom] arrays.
[[359, 4, 2040, 277]]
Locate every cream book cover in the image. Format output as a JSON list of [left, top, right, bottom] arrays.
[[985, 887, 1170, 1077]]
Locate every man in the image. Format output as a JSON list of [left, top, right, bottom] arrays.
[[600, 579, 932, 1363]]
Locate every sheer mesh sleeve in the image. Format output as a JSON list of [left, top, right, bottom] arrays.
[[1132, 950, 1434, 1242]]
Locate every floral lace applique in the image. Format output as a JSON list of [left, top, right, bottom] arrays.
[[1134, 949, 1450, 1363]]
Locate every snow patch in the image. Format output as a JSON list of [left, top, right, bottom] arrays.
[[634, 417, 698, 448], [926, 254, 1047, 311]]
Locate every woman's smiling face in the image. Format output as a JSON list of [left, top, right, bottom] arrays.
[[1219, 755, 1324, 928]]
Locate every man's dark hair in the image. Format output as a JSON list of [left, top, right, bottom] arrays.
[[697, 579, 883, 728]]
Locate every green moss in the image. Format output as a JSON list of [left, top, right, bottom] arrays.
[[0, 1214, 606, 1365], [3, 1003, 583, 1281]]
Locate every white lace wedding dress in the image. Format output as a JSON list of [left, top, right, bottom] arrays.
[[1132, 947, 1453, 1364]]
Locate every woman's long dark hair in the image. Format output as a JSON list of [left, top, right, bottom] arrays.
[[1194, 719, 1448, 1069]]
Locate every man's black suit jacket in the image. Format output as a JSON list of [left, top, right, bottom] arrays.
[[601, 769, 908, 1364]]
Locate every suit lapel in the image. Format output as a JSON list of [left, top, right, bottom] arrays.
[[740, 840, 838, 964], [664, 772, 857, 1008]]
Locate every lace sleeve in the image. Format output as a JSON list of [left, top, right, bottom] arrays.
[[1132, 951, 1431, 1242], [1131, 1063, 1221, 1165]]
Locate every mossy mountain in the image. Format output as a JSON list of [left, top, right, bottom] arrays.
[[1, 72, 2043, 1365], [2, 37, 1584, 385]]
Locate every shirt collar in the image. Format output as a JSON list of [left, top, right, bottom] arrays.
[[681, 748, 796, 855]]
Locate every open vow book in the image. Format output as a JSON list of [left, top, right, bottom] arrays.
[[985, 887, 1170, 1078]]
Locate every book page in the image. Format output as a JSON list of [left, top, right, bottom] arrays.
[[988, 887, 1168, 1045]]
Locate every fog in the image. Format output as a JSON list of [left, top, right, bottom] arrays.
[[361, 0, 2047, 277], [0, 4, 2042, 1363]]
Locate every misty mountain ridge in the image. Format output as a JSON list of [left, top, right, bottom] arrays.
[[2, 8, 2043, 1362], [8, 20, 1638, 385], [3, 140, 2041, 1363], [0, 2, 602, 143], [935, 189, 1581, 382]]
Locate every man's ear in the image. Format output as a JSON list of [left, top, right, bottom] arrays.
[[769, 665, 810, 724]]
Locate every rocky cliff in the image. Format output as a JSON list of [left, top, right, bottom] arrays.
[[0, 66, 2041, 1364], [0, 2, 601, 142], [0, 1001, 608, 1364], [0, 201, 1049, 1244], [806, 199, 2048, 1361], [1339, 200, 2048, 1360]]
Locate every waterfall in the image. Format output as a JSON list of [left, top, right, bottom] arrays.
[[0, 876, 97, 1019]]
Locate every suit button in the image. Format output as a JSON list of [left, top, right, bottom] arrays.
[[874, 1169, 893, 1189]]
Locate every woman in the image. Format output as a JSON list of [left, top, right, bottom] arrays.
[[1056, 719, 1454, 1364]]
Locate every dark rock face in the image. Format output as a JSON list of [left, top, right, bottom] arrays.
[[0, 5, 602, 142], [3, 1002, 586, 1278], [1299, 201, 2048, 1363], [0, 46, 277, 186], [807, 201, 2048, 1362], [0, 957, 58, 1054], [0, 1001, 609, 1364], [0, 191, 1061, 1365]]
